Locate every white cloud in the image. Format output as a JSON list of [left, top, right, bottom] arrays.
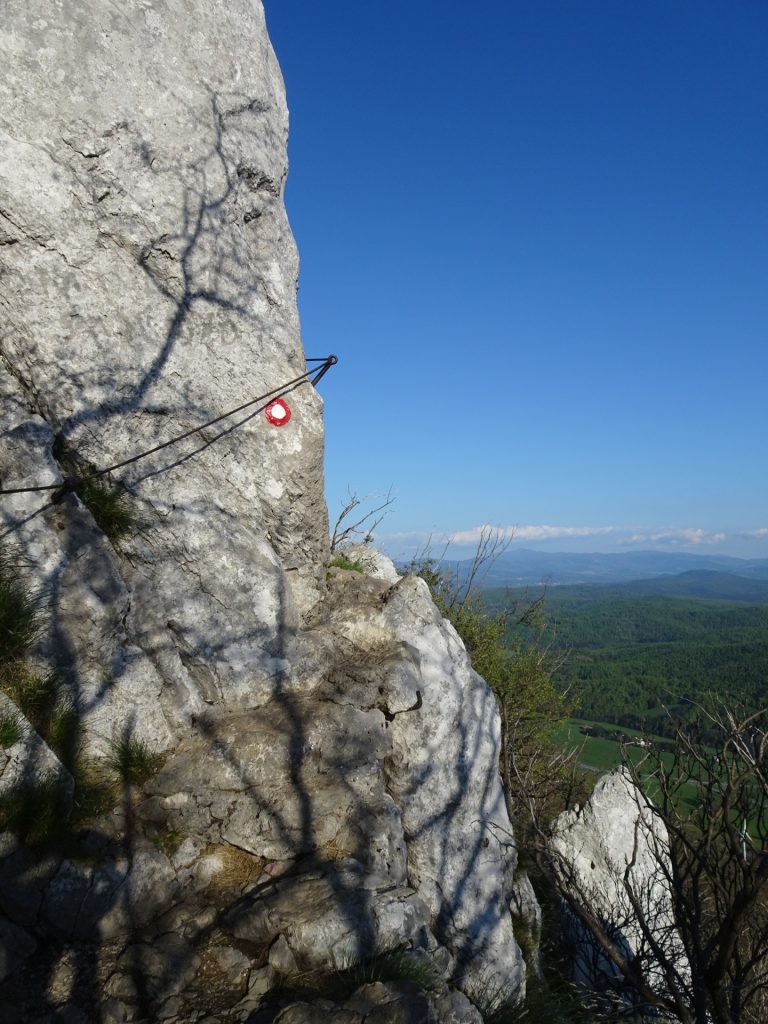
[[436, 524, 733, 549], [447, 524, 617, 544], [625, 528, 727, 546], [382, 524, 751, 558], [446, 525, 514, 544]]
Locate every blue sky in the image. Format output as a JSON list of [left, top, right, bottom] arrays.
[[264, 1, 768, 559]]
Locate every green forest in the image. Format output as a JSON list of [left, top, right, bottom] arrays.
[[485, 581, 768, 736]]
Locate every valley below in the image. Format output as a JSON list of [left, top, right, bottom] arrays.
[[480, 555, 768, 739]]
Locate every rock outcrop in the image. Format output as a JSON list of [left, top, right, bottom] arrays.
[[0, 3, 527, 1021], [551, 769, 686, 1001], [1, 0, 328, 754]]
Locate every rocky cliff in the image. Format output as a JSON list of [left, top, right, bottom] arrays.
[[0, 4, 526, 1021]]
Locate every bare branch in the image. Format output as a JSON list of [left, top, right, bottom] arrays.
[[545, 705, 768, 1024], [329, 488, 394, 552]]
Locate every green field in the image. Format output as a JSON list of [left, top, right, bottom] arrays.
[[556, 718, 703, 812], [555, 718, 655, 774]]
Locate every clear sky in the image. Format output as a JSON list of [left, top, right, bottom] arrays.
[[263, 1, 768, 560]]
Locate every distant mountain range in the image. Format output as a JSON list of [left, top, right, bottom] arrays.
[[441, 548, 768, 588]]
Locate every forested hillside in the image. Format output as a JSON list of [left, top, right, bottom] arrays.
[[485, 578, 768, 735]]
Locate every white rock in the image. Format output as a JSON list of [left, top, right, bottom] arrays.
[[552, 768, 687, 994], [337, 544, 401, 583], [317, 571, 526, 1004], [0, 0, 328, 756]]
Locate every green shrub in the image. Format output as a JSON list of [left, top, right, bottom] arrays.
[[47, 701, 82, 769], [269, 945, 440, 1006], [0, 663, 81, 765], [150, 826, 188, 854], [79, 479, 151, 542], [0, 661, 59, 727], [411, 552, 581, 859], [0, 542, 119, 849], [0, 759, 118, 851], [0, 547, 42, 663], [328, 553, 368, 573], [342, 946, 439, 990], [412, 559, 570, 747], [0, 710, 22, 749], [70, 757, 118, 822], [105, 735, 163, 786], [0, 775, 71, 847]]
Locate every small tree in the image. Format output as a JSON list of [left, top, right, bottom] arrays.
[[330, 489, 394, 552]]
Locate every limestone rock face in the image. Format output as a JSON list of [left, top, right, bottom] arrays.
[[0, 561, 527, 1020], [551, 769, 686, 995], [337, 542, 402, 583], [315, 568, 524, 1003], [0, 4, 529, 1020], [1, 0, 328, 749]]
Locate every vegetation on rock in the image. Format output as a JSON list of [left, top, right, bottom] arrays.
[[0, 775, 71, 847], [0, 544, 43, 663], [0, 708, 22, 749], [105, 733, 163, 785], [328, 552, 369, 573], [0, 542, 153, 848], [78, 478, 152, 542]]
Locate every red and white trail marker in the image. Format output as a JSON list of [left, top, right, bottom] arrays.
[[265, 398, 292, 426]]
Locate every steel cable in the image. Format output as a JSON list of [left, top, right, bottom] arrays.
[[0, 354, 337, 498]]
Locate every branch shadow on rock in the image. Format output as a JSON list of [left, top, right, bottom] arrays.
[[0, 84, 514, 1023]]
